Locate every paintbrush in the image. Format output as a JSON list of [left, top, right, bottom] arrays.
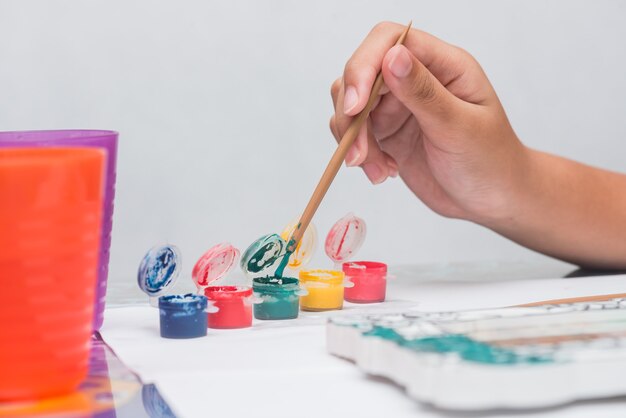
[[275, 21, 413, 277], [517, 293, 626, 307]]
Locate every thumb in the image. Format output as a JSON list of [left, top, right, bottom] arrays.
[[382, 45, 464, 130]]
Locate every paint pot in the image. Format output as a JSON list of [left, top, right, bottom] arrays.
[[325, 213, 388, 304], [159, 294, 208, 339], [203, 286, 253, 329], [137, 245, 182, 305], [241, 234, 306, 320], [192, 243, 253, 329], [343, 261, 387, 303], [138, 245, 211, 337], [299, 269, 345, 311], [252, 276, 302, 320], [294, 213, 365, 311]]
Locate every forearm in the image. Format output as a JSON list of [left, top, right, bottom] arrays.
[[482, 148, 626, 269]]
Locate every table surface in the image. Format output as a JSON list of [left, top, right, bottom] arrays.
[[101, 260, 626, 418]]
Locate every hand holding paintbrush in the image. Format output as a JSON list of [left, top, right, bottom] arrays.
[[275, 22, 412, 277]]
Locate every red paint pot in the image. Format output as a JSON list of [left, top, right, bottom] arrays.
[[343, 261, 387, 303], [203, 286, 253, 329]]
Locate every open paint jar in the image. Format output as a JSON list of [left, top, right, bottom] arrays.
[[241, 234, 307, 320], [343, 261, 387, 303], [159, 294, 208, 339], [325, 213, 387, 303], [299, 269, 345, 311], [252, 276, 301, 320], [139, 245, 213, 338], [296, 213, 369, 311], [193, 243, 253, 329]]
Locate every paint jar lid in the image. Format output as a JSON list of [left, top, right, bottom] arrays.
[[325, 213, 367, 264], [192, 243, 240, 289], [280, 219, 317, 269], [240, 233, 286, 277], [137, 244, 182, 297]]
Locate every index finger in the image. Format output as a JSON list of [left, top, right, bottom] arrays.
[[342, 21, 468, 117]]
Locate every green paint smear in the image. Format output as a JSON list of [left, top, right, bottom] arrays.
[[246, 241, 282, 274], [363, 327, 553, 365], [274, 238, 296, 279]]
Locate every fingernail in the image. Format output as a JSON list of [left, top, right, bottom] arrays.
[[362, 162, 386, 185], [388, 46, 412, 78], [343, 86, 358, 114], [345, 148, 361, 167]]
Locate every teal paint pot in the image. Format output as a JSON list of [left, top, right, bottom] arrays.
[[242, 234, 307, 320], [252, 276, 304, 320]]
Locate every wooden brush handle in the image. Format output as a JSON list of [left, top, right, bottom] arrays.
[[287, 22, 412, 253], [517, 293, 626, 307]]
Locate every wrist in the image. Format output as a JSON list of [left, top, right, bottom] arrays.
[[468, 142, 538, 230]]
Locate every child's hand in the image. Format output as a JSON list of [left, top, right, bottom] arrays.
[[330, 22, 528, 223], [331, 22, 626, 269]]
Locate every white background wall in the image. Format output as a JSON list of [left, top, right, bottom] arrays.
[[1, 1, 624, 285]]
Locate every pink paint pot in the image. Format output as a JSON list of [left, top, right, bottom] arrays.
[[203, 286, 253, 329], [343, 261, 387, 303]]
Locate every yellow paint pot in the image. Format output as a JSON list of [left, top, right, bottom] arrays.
[[298, 269, 344, 311]]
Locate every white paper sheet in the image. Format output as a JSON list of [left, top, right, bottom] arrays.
[[101, 273, 626, 417]]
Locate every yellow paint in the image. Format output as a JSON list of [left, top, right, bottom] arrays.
[[299, 269, 344, 311], [280, 220, 317, 269]]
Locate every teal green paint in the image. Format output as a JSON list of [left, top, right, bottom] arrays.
[[276, 221, 301, 279], [274, 249, 291, 278], [364, 327, 553, 365], [241, 234, 285, 275], [274, 237, 295, 279], [246, 240, 283, 273], [253, 276, 300, 320]]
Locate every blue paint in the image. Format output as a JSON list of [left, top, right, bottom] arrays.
[[253, 276, 300, 320], [159, 294, 208, 339], [363, 327, 553, 365], [138, 245, 181, 296]]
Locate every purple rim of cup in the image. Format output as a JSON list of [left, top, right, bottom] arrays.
[[0, 130, 118, 331]]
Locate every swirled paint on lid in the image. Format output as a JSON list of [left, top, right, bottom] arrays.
[[192, 243, 239, 290], [137, 245, 182, 297], [240, 233, 286, 276], [325, 213, 366, 264], [280, 219, 317, 269]]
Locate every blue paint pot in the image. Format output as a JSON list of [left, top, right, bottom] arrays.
[[252, 277, 301, 320], [158, 294, 208, 339]]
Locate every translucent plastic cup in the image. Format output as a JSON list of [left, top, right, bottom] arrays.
[[0, 147, 105, 401], [0, 130, 118, 331]]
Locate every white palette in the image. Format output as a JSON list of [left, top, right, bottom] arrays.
[[327, 298, 626, 411]]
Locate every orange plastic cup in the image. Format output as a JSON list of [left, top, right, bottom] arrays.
[[0, 147, 105, 401]]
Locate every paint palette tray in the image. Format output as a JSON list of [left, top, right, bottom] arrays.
[[327, 298, 626, 411]]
